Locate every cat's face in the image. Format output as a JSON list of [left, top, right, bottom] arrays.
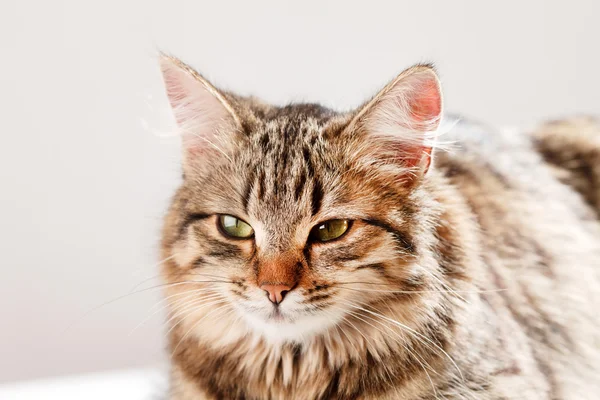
[[160, 55, 442, 343]]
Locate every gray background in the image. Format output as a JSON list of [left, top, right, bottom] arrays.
[[1, 0, 598, 383]]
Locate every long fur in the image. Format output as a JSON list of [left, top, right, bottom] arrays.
[[158, 55, 600, 400]]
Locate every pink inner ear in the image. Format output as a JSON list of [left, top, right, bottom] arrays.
[[390, 141, 433, 173], [408, 79, 442, 128], [160, 57, 238, 160], [391, 74, 441, 173], [350, 66, 443, 181]]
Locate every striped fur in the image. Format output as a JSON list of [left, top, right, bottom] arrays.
[[159, 56, 600, 399]]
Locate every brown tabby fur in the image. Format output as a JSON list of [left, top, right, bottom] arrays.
[[159, 56, 600, 399]]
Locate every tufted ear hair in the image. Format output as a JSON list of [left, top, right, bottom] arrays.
[[159, 54, 241, 165], [346, 64, 443, 177]]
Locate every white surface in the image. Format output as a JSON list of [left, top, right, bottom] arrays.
[[1, 0, 599, 384], [0, 368, 166, 400]]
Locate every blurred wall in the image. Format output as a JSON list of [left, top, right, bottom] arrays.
[[0, 0, 598, 383]]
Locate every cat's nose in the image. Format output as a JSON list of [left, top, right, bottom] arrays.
[[260, 284, 292, 305]]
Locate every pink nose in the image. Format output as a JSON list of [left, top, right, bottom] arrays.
[[260, 284, 292, 305]]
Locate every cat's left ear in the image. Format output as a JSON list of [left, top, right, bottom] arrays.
[[347, 64, 442, 176]]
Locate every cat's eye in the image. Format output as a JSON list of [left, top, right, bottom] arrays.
[[310, 219, 351, 242], [218, 215, 254, 239]]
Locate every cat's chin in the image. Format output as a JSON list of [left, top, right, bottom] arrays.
[[237, 305, 346, 344]]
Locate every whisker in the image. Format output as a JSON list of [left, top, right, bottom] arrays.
[[412, 264, 468, 303], [334, 281, 399, 286], [130, 253, 178, 282], [329, 305, 398, 390], [130, 290, 224, 336], [378, 301, 443, 398], [165, 299, 226, 340], [186, 271, 237, 281], [334, 309, 379, 355], [221, 313, 243, 341], [164, 295, 227, 336], [128, 293, 196, 336], [343, 300, 464, 382], [129, 274, 164, 292], [171, 303, 232, 355], [147, 287, 220, 314], [323, 311, 361, 360], [335, 286, 505, 295], [64, 280, 232, 333], [336, 303, 439, 397]]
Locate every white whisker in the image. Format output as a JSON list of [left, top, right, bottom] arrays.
[[130, 253, 178, 285], [130, 290, 224, 336], [343, 300, 464, 381], [171, 302, 232, 355], [64, 279, 230, 333], [338, 302, 439, 397], [335, 286, 504, 295], [164, 296, 227, 337]]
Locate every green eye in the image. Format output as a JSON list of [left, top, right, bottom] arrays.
[[311, 219, 351, 242], [218, 215, 254, 239]]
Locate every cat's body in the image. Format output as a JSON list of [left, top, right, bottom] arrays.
[[158, 55, 600, 399]]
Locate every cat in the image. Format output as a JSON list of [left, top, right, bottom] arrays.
[[158, 53, 600, 399]]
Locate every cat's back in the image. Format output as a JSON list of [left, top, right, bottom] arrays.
[[436, 116, 600, 226], [435, 117, 600, 398]]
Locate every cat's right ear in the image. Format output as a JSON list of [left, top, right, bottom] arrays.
[[159, 54, 241, 163]]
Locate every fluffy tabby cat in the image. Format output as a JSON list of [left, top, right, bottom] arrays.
[[158, 54, 600, 399]]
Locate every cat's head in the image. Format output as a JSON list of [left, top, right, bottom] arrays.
[[159, 54, 443, 344]]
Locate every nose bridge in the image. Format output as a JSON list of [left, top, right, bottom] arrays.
[[256, 189, 304, 247], [257, 251, 302, 287], [255, 210, 304, 287]]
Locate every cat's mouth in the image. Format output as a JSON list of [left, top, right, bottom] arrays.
[[267, 307, 288, 322], [235, 298, 347, 342]]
